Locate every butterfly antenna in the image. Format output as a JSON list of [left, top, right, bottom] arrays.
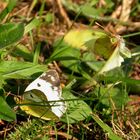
[[95, 22, 113, 37], [95, 22, 105, 30]]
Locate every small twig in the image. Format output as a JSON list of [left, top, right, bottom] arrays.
[[110, 99, 123, 129], [120, 0, 133, 21], [27, 0, 37, 18], [98, 0, 106, 8], [127, 22, 140, 32], [113, 123, 126, 138], [126, 121, 139, 137], [35, 130, 78, 140], [111, 6, 122, 19], [53, 61, 62, 73], [13, 5, 29, 17], [56, 0, 71, 27], [116, 0, 134, 33]]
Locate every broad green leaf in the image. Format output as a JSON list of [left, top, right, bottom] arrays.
[[0, 23, 24, 49], [61, 89, 92, 124], [57, 47, 81, 72], [0, 61, 48, 79], [92, 114, 123, 140], [51, 40, 93, 79], [94, 85, 129, 108], [0, 95, 16, 121], [82, 52, 105, 72], [0, 0, 17, 21], [50, 39, 81, 72], [11, 44, 33, 61]]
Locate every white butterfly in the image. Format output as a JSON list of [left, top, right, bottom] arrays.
[[20, 70, 67, 120]]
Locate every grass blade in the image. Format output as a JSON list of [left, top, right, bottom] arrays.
[[92, 113, 123, 140]]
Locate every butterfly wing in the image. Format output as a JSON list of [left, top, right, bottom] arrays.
[[21, 89, 59, 120], [20, 70, 67, 120]]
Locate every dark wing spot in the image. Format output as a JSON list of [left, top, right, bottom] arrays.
[[30, 94, 33, 98], [37, 83, 41, 87], [40, 70, 60, 87]]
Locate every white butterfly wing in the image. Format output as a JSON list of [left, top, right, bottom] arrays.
[[24, 70, 66, 118]]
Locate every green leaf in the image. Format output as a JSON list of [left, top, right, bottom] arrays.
[[61, 0, 80, 13], [99, 74, 140, 94], [45, 12, 54, 24], [0, 75, 6, 89], [58, 48, 81, 72], [0, 61, 48, 79], [24, 18, 40, 34], [97, 67, 140, 94], [61, 89, 92, 124], [0, 22, 24, 49], [0, 95, 16, 121], [98, 74, 140, 85], [51, 39, 81, 72], [94, 85, 128, 108], [51, 40, 92, 79], [80, 4, 103, 18], [92, 114, 123, 140], [11, 44, 33, 61], [82, 52, 105, 72], [0, 0, 17, 21], [33, 43, 41, 64], [62, 0, 106, 18]]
